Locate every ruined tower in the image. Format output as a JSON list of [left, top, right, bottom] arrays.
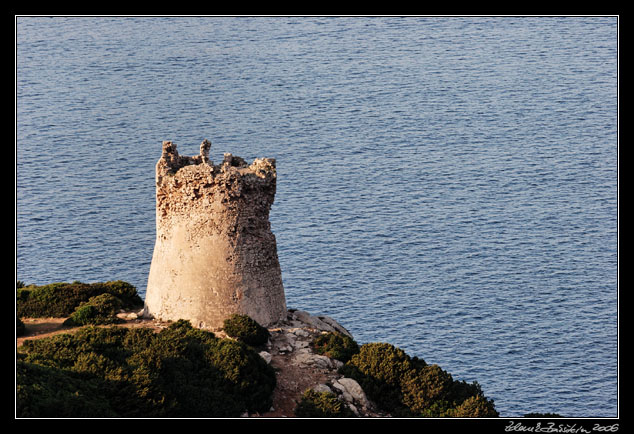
[[144, 140, 287, 329]]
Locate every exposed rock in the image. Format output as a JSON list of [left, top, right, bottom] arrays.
[[259, 351, 272, 364], [293, 351, 334, 369], [332, 380, 354, 403], [291, 328, 310, 337], [334, 378, 371, 409], [292, 310, 337, 333], [288, 310, 353, 337], [249, 308, 386, 418], [278, 344, 293, 354], [116, 311, 138, 320], [316, 315, 353, 338], [312, 384, 333, 394]]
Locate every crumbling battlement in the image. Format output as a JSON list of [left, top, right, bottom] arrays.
[[155, 140, 278, 238], [157, 139, 276, 180], [144, 140, 287, 329]]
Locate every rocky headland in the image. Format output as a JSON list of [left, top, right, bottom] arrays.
[[17, 306, 386, 417]]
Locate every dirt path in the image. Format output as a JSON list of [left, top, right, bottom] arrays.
[[255, 351, 339, 417], [16, 315, 169, 347], [16, 317, 71, 346]]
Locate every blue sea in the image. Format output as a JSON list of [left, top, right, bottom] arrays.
[[16, 16, 618, 417]]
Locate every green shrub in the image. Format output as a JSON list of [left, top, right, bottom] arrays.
[[16, 280, 143, 318], [63, 293, 123, 326], [204, 336, 276, 413], [16, 360, 118, 417], [339, 342, 414, 412], [400, 364, 454, 414], [17, 320, 276, 417], [448, 395, 499, 417], [340, 342, 498, 417], [310, 332, 359, 363], [222, 314, 270, 347], [294, 389, 356, 418], [99, 280, 144, 308], [346, 343, 416, 386]]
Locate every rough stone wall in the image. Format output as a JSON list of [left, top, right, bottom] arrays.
[[144, 140, 287, 329]]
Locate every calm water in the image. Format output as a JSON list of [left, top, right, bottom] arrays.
[[16, 16, 618, 417]]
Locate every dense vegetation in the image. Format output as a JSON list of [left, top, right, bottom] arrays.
[[294, 389, 357, 418], [17, 280, 143, 318], [310, 331, 359, 363], [222, 313, 270, 347], [63, 293, 124, 326], [16, 320, 276, 417], [303, 333, 498, 417], [336, 342, 499, 417]]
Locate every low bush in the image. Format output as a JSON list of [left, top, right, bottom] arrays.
[[339, 342, 498, 417], [447, 395, 499, 417], [294, 389, 356, 418], [310, 331, 359, 363], [222, 314, 270, 347], [99, 281, 144, 307], [400, 363, 454, 415], [16, 280, 143, 318], [17, 320, 276, 417], [63, 293, 123, 326], [338, 342, 415, 412]]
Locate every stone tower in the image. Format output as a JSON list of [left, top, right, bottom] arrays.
[[144, 140, 287, 329]]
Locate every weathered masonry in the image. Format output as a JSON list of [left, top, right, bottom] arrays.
[[144, 140, 287, 329]]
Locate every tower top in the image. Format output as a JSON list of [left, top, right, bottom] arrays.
[[158, 139, 276, 177]]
